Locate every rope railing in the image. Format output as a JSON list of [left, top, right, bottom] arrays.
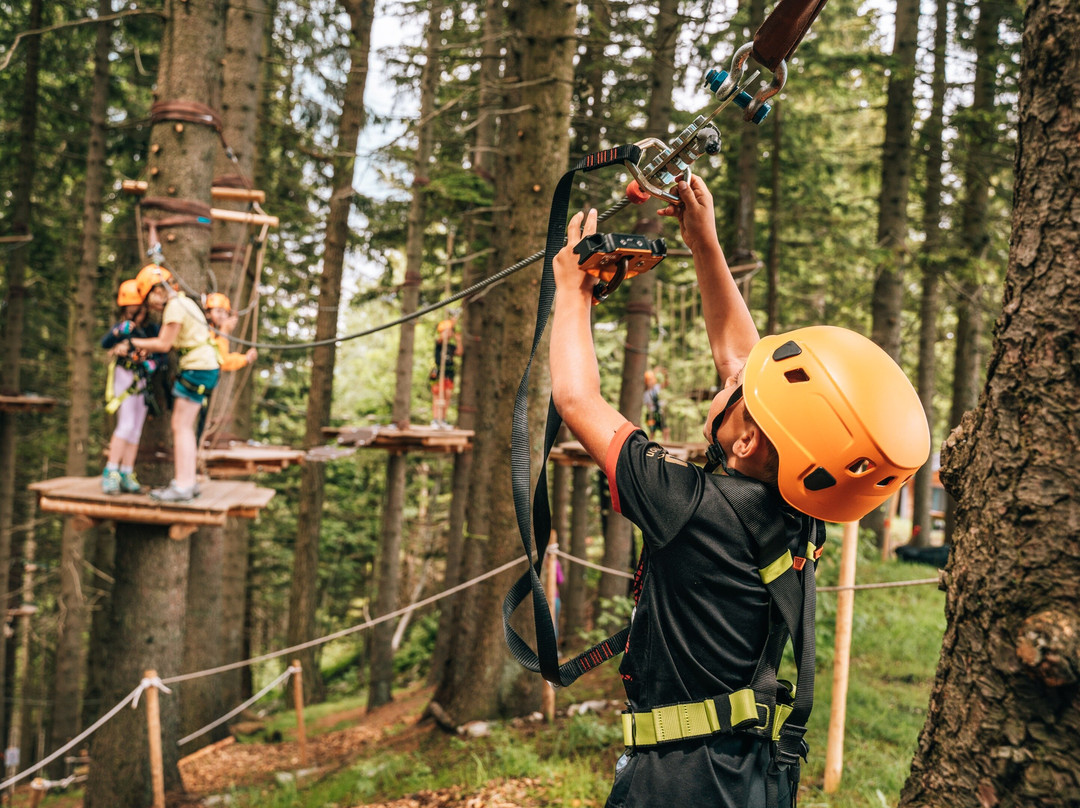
[[178, 665, 299, 747]]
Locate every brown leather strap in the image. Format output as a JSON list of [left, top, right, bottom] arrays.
[[150, 100, 223, 133], [753, 0, 829, 71]]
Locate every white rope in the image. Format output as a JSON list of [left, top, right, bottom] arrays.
[[131, 675, 173, 709], [162, 555, 527, 685], [31, 773, 86, 790], [177, 665, 298, 747], [0, 683, 144, 791], [551, 547, 633, 579]]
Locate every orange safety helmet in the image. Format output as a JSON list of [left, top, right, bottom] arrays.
[[117, 279, 142, 307], [205, 292, 232, 311], [134, 263, 174, 301], [436, 318, 456, 336], [742, 325, 931, 523]]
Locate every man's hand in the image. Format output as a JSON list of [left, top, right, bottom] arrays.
[[554, 208, 599, 299], [657, 176, 720, 254]]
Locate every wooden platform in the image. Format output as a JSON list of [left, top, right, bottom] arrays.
[[29, 476, 275, 539], [0, 394, 58, 413], [202, 443, 306, 478], [550, 439, 710, 467], [323, 424, 473, 454]]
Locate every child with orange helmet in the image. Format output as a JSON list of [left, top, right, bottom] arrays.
[[127, 264, 221, 501], [429, 317, 463, 428], [204, 293, 258, 371], [99, 279, 164, 494], [549, 176, 929, 807]]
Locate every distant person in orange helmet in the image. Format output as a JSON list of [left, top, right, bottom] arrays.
[[99, 279, 165, 494], [548, 176, 930, 807], [205, 292, 258, 371], [429, 317, 463, 429], [642, 367, 670, 443], [128, 264, 221, 502]]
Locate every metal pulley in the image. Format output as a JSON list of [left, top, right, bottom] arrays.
[[574, 232, 667, 302]]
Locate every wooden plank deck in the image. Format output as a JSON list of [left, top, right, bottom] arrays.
[[0, 394, 58, 413], [323, 424, 474, 454], [29, 476, 275, 538], [202, 444, 307, 478]]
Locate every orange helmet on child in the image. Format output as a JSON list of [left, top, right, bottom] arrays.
[[742, 325, 931, 523], [134, 264, 174, 301], [205, 292, 232, 311], [436, 319, 455, 336], [117, 279, 142, 307]]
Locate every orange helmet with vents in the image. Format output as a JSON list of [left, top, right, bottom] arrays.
[[742, 325, 930, 523], [134, 264, 174, 301], [117, 279, 142, 307], [436, 319, 455, 335], [205, 292, 231, 311]]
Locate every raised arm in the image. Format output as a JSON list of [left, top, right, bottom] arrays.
[[658, 176, 759, 381], [549, 209, 629, 467]]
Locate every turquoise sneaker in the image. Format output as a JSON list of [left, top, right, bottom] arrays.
[[119, 471, 142, 494], [101, 469, 121, 495]]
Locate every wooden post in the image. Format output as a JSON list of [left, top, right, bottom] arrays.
[[541, 539, 559, 722], [880, 493, 901, 561], [28, 778, 45, 808], [824, 521, 860, 793], [143, 669, 166, 808], [292, 660, 308, 767]]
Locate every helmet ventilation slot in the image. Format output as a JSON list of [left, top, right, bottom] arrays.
[[847, 458, 875, 476], [803, 467, 837, 491], [784, 368, 810, 383], [875, 475, 896, 488]]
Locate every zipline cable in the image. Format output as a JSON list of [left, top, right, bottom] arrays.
[[220, 198, 633, 352]]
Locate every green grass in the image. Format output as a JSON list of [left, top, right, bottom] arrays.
[[226, 538, 946, 808]]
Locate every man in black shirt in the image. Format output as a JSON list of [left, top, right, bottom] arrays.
[[549, 176, 929, 807]]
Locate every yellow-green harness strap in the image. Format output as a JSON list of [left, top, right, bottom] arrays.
[[105, 358, 141, 415]]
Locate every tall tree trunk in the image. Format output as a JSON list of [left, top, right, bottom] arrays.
[[863, 0, 919, 547], [598, 0, 678, 605], [431, 0, 576, 723], [286, 0, 373, 705], [181, 0, 268, 744], [0, 0, 43, 743], [367, 0, 443, 710], [945, 0, 1001, 545], [573, 0, 611, 157], [899, 2, 1080, 802], [428, 0, 500, 686], [86, 0, 227, 802], [48, 0, 111, 773], [562, 465, 591, 637], [910, 0, 949, 549]]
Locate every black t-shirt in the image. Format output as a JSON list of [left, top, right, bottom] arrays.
[[434, 339, 457, 381], [603, 425, 813, 807]]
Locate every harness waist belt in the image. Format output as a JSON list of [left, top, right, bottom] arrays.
[[622, 688, 794, 748]]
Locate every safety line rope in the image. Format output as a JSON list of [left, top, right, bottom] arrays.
[[177, 665, 299, 747], [221, 197, 633, 351]]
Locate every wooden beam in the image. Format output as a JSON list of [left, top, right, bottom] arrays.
[[121, 179, 265, 204], [209, 207, 279, 228], [37, 496, 226, 527]]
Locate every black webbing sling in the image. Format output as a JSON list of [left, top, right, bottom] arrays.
[[503, 144, 642, 688]]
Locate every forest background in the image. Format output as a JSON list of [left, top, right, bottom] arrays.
[[2, 0, 1070, 805]]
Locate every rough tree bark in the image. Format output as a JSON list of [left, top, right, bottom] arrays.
[[286, 0, 373, 705], [899, 2, 1080, 804], [431, 0, 576, 723], [47, 0, 112, 774], [86, 1, 227, 802]]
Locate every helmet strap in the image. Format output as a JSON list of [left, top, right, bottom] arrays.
[[703, 385, 743, 475]]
